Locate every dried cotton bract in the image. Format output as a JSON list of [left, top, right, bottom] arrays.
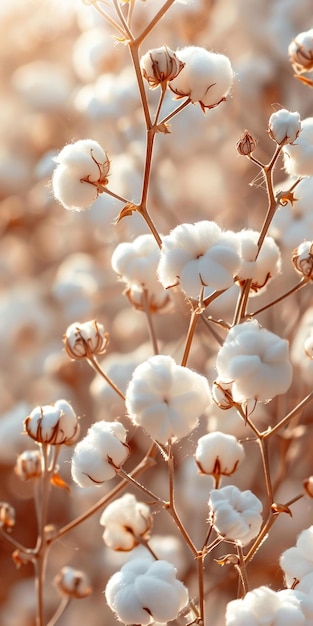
[[169, 46, 234, 111], [158, 221, 241, 300], [100, 493, 152, 551], [64, 320, 109, 360], [216, 320, 293, 403], [226, 585, 313, 626], [125, 354, 211, 445], [268, 109, 301, 146], [209, 485, 263, 546], [195, 432, 245, 482], [140, 46, 184, 89], [283, 117, 313, 177], [105, 559, 189, 625], [71, 421, 129, 487], [24, 399, 79, 446], [52, 139, 110, 211]]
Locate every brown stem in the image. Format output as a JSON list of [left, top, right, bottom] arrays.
[[236, 544, 249, 595], [248, 278, 308, 318], [263, 391, 313, 439], [136, 0, 177, 45], [48, 446, 157, 544], [86, 355, 126, 401], [142, 288, 159, 355]]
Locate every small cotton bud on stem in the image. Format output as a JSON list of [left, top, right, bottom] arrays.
[[236, 130, 257, 156]]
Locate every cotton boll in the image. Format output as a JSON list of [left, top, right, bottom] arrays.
[[158, 221, 241, 300], [71, 421, 129, 488], [226, 586, 310, 626], [170, 46, 234, 110], [195, 432, 245, 481], [268, 109, 301, 146], [209, 485, 263, 546], [53, 164, 99, 212], [216, 320, 293, 403], [236, 230, 281, 295], [105, 559, 189, 625], [283, 118, 313, 177], [125, 354, 211, 445], [100, 493, 152, 551], [280, 525, 313, 586]]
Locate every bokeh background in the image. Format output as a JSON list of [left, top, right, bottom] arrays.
[[0, 0, 313, 624]]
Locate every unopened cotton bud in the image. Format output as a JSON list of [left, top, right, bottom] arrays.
[[15, 450, 42, 481], [169, 46, 234, 111], [303, 476, 313, 498], [54, 566, 92, 599], [0, 502, 15, 530], [236, 130, 257, 156], [140, 46, 184, 89], [289, 29, 313, 74], [100, 493, 152, 551], [209, 485, 263, 546], [24, 399, 79, 445], [52, 139, 110, 211], [64, 320, 109, 360], [292, 241, 313, 279], [195, 432, 245, 483], [268, 109, 301, 146]]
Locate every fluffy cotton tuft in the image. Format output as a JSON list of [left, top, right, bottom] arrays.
[[105, 559, 189, 625], [100, 493, 152, 551], [195, 432, 245, 480], [158, 221, 241, 300], [209, 484, 263, 546], [236, 230, 281, 294], [111, 234, 170, 312], [169, 46, 234, 110], [283, 117, 313, 177], [280, 526, 313, 587], [215, 320, 293, 403], [71, 421, 129, 487], [125, 354, 211, 445], [52, 139, 110, 211], [226, 585, 313, 626], [268, 109, 301, 145]]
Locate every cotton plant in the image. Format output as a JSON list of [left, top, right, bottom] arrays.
[[3, 4, 313, 626]]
